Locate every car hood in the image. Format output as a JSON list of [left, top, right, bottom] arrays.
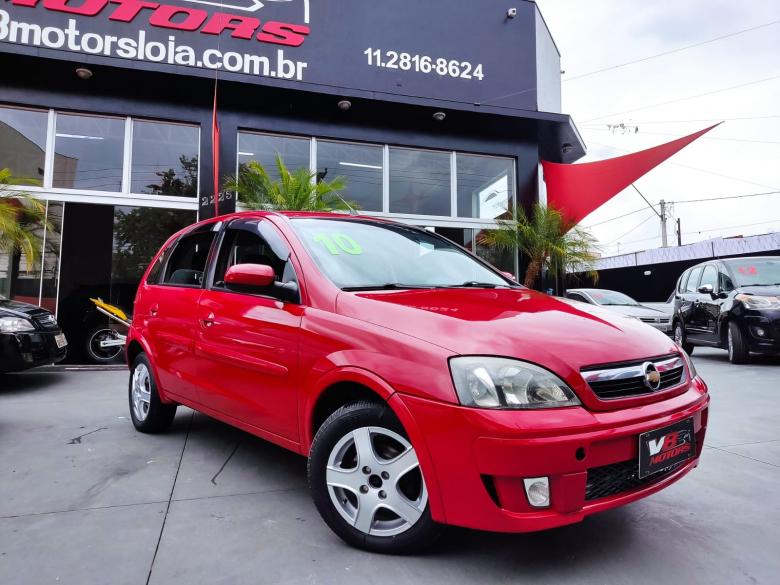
[[598, 304, 667, 318], [737, 285, 780, 296], [0, 298, 44, 318], [336, 288, 678, 371]]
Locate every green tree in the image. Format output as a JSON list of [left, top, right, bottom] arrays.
[[224, 155, 355, 211], [0, 168, 51, 269], [146, 155, 198, 197], [481, 203, 599, 289]]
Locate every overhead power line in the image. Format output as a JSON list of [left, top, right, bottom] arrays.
[[586, 140, 780, 190], [683, 217, 780, 235], [600, 114, 780, 125], [583, 191, 780, 228], [602, 210, 657, 245], [582, 74, 780, 123], [581, 127, 780, 145], [564, 18, 780, 82]]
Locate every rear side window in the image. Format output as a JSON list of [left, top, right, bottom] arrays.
[[146, 247, 169, 285], [684, 266, 703, 293], [163, 230, 217, 287], [567, 292, 588, 303]]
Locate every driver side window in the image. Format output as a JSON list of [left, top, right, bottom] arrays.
[[213, 223, 298, 302]]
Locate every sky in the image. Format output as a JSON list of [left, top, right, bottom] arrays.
[[535, 0, 780, 257]]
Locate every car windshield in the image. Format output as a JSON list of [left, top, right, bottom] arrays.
[[727, 259, 780, 287], [291, 218, 513, 290], [588, 290, 640, 306]]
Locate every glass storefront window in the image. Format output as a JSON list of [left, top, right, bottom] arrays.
[[237, 132, 310, 182], [0, 201, 63, 312], [389, 147, 451, 216], [474, 228, 516, 277], [316, 140, 383, 212], [457, 154, 514, 219], [53, 113, 124, 192], [0, 106, 48, 186], [131, 121, 199, 197]]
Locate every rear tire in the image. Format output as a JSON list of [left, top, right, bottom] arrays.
[[728, 322, 750, 364], [128, 353, 177, 433], [308, 401, 442, 554], [674, 322, 694, 355], [85, 326, 124, 364]]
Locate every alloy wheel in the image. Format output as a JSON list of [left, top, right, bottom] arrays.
[[674, 325, 683, 346], [728, 328, 734, 361], [131, 363, 152, 422], [325, 426, 427, 537]]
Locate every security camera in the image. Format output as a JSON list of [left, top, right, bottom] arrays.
[[507, 7, 517, 18]]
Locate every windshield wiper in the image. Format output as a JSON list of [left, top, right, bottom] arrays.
[[742, 283, 780, 287], [341, 283, 437, 291]]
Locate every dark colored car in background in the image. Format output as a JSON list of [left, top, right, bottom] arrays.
[[0, 295, 67, 373], [672, 256, 780, 364]]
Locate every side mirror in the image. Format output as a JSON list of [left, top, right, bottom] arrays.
[[225, 263, 275, 288], [697, 284, 714, 295]]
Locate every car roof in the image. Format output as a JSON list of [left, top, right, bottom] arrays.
[[685, 256, 779, 270]]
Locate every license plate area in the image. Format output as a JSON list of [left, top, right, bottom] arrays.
[[54, 333, 67, 348], [638, 418, 695, 479]]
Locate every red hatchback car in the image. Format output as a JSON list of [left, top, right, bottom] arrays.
[[126, 211, 709, 553]]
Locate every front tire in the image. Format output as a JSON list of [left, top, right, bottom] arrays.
[[308, 401, 442, 554], [128, 353, 177, 433], [674, 322, 695, 355], [728, 322, 750, 364]]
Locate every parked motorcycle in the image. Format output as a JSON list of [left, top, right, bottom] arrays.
[[85, 298, 131, 364]]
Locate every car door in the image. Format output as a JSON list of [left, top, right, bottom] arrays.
[[194, 218, 303, 441], [695, 264, 721, 342], [680, 266, 704, 337], [144, 223, 219, 402]]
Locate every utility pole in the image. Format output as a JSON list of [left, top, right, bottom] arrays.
[[631, 184, 669, 248], [659, 199, 668, 247], [677, 218, 682, 246]]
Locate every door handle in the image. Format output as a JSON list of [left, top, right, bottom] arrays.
[[200, 312, 216, 328], [150, 304, 159, 316]]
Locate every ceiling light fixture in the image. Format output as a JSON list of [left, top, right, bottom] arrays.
[[75, 67, 93, 80], [337, 100, 352, 111], [433, 111, 446, 121]]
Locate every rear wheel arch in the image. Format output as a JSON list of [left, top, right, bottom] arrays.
[[126, 340, 145, 366]]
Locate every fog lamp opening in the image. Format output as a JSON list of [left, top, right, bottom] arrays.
[[751, 326, 767, 338], [523, 477, 550, 508]]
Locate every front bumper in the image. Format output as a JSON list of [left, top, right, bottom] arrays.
[[397, 377, 709, 532], [741, 311, 780, 354], [0, 330, 68, 373]]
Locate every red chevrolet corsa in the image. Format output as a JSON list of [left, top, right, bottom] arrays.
[[126, 211, 709, 553]]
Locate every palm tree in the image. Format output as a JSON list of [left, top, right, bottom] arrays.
[[481, 203, 599, 289], [0, 168, 50, 270], [224, 155, 355, 212]]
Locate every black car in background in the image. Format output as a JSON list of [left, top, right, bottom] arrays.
[[0, 295, 67, 373], [672, 256, 780, 364]]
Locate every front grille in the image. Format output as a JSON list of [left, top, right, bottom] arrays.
[[581, 354, 686, 400], [585, 459, 681, 501], [31, 312, 58, 331], [639, 317, 670, 324]]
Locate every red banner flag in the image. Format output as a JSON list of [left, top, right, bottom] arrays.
[[211, 83, 220, 218], [542, 124, 720, 224]]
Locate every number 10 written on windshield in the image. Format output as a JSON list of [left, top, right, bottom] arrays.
[[364, 48, 484, 81]]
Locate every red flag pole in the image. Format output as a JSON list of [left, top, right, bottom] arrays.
[[211, 80, 220, 218]]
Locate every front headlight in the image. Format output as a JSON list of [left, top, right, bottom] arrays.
[[735, 293, 780, 310], [0, 316, 35, 333], [449, 357, 581, 409], [680, 350, 697, 380]]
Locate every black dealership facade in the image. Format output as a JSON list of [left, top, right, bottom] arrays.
[[0, 0, 584, 361]]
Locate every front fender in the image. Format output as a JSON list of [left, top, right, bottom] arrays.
[[299, 364, 446, 523]]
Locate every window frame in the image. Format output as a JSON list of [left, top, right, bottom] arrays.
[[158, 223, 220, 289], [0, 104, 200, 210], [207, 218, 301, 304], [684, 266, 704, 294], [699, 264, 718, 293]]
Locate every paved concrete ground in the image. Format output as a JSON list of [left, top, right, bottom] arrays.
[[1, 348, 779, 585]]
